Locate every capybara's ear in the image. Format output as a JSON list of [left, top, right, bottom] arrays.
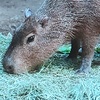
[[24, 8, 33, 23], [24, 8, 32, 18], [39, 16, 49, 28], [10, 25, 16, 35]]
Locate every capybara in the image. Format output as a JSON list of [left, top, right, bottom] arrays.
[[2, 0, 100, 74]]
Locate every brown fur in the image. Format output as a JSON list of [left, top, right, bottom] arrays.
[[2, 0, 100, 74]]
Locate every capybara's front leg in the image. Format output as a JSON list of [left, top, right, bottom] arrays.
[[76, 35, 98, 74]]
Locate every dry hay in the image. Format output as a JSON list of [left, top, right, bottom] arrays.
[[0, 33, 100, 100]]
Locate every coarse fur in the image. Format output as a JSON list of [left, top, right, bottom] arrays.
[[2, 0, 100, 74]]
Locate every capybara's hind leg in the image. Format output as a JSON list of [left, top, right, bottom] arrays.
[[68, 38, 80, 59]]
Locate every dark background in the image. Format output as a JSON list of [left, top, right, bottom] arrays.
[[0, 0, 44, 34]]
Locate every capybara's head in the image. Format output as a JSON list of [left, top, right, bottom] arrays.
[[2, 9, 66, 74]]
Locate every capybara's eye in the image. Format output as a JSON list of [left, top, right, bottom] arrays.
[[27, 35, 35, 44]]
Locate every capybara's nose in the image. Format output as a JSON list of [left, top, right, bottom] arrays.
[[2, 55, 14, 74], [3, 65, 14, 74]]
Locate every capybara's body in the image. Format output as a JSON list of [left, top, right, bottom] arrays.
[[3, 0, 100, 74]]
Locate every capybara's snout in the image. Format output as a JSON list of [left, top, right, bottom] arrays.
[[2, 56, 14, 74]]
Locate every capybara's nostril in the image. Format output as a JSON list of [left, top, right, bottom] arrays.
[[4, 65, 14, 74]]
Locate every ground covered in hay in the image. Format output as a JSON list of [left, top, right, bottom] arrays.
[[0, 33, 100, 100]]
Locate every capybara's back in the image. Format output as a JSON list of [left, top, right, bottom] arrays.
[[2, 0, 100, 74]]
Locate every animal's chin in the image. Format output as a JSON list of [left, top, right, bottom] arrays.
[[12, 65, 30, 74], [13, 69, 28, 74], [13, 64, 41, 74]]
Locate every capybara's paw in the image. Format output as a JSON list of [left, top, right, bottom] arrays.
[[75, 67, 91, 75], [67, 55, 77, 59], [65, 55, 77, 61], [75, 69, 87, 75]]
